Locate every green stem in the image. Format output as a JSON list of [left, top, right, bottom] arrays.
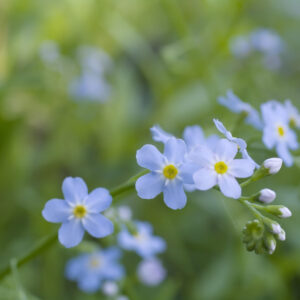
[[0, 170, 148, 281], [0, 232, 57, 281], [238, 199, 264, 221]]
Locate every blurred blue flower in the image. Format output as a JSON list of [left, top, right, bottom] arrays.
[[65, 247, 124, 293], [192, 139, 255, 199], [261, 101, 298, 166], [136, 137, 197, 209], [118, 221, 166, 258], [230, 35, 252, 58], [284, 99, 300, 129], [218, 90, 263, 130], [42, 177, 114, 248], [213, 119, 259, 168], [69, 71, 111, 102], [137, 257, 166, 286]]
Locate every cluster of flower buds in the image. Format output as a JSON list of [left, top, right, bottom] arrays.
[[241, 158, 291, 254]]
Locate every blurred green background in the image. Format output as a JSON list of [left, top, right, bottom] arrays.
[[1, 0, 300, 299]]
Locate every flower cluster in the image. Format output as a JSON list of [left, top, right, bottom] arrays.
[[230, 28, 284, 70], [218, 90, 300, 166], [136, 119, 292, 254]]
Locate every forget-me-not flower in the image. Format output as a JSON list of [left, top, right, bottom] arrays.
[[192, 139, 255, 199], [42, 177, 114, 248], [65, 247, 124, 293], [261, 101, 298, 166], [118, 221, 166, 258], [136, 137, 197, 209], [213, 119, 259, 168], [137, 258, 166, 286], [218, 90, 263, 130]]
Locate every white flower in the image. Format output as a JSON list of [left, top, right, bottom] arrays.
[[259, 189, 276, 203], [192, 139, 255, 199], [263, 158, 283, 174], [217, 91, 263, 130], [261, 101, 298, 167], [137, 258, 166, 286]]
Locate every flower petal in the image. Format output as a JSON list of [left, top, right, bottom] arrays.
[[179, 163, 199, 184], [42, 199, 70, 223], [215, 139, 238, 161], [276, 143, 293, 167], [163, 182, 187, 210], [58, 220, 85, 248], [82, 214, 114, 238], [193, 168, 217, 190], [218, 175, 241, 199], [136, 145, 164, 171], [150, 125, 173, 144], [136, 173, 163, 199], [78, 274, 101, 293], [62, 177, 88, 205], [188, 145, 214, 167], [86, 188, 112, 213], [229, 159, 255, 178], [183, 125, 205, 149], [164, 138, 186, 164]]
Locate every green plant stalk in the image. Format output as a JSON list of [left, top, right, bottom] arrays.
[[0, 170, 148, 281]]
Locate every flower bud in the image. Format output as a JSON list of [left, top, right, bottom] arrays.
[[263, 158, 283, 174], [258, 189, 276, 203], [102, 281, 119, 296], [263, 217, 282, 234], [265, 205, 292, 218], [276, 228, 286, 241], [264, 233, 277, 255]]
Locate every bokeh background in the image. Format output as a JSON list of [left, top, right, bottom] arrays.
[[1, 0, 300, 299]]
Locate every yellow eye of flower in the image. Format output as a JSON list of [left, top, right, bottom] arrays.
[[277, 126, 285, 137], [73, 205, 87, 219], [89, 257, 101, 269], [214, 161, 228, 174], [163, 165, 178, 180]]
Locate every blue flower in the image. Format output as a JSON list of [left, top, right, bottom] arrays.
[[213, 119, 259, 168], [218, 90, 263, 130], [284, 100, 300, 129], [69, 71, 111, 102], [261, 101, 298, 166], [65, 247, 124, 293], [136, 137, 197, 209], [192, 139, 255, 199], [118, 221, 166, 258], [250, 29, 283, 55], [42, 177, 114, 248]]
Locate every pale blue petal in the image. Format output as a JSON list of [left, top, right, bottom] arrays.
[[136, 145, 164, 171], [229, 159, 255, 178], [218, 175, 241, 199], [179, 163, 199, 184], [58, 220, 85, 248], [78, 274, 101, 293], [102, 264, 125, 280], [262, 126, 276, 149], [42, 199, 70, 223], [163, 182, 187, 210], [62, 177, 88, 205], [136, 173, 163, 199], [83, 214, 114, 238], [287, 130, 299, 150], [276, 143, 293, 167], [164, 138, 187, 164], [188, 145, 214, 167], [102, 247, 122, 261], [118, 229, 135, 250], [183, 125, 205, 149], [215, 139, 238, 161], [86, 188, 112, 213], [137, 222, 153, 235], [65, 256, 86, 280], [150, 125, 173, 144], [194, 169, 217, 190], [151, 237, 167, 253]]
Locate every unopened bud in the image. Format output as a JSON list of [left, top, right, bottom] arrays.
[[276, 228, 286, 241], [263, 218, 282, 234], [258, 189, 276, 203], [263, 158, 283, 175], [264, 233, 277, 255], [265, 205, 292, 219]]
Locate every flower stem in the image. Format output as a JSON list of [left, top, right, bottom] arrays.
[[0, 170, 148, 281]]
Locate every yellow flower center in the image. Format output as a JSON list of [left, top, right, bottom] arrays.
[[277, 126, 285, 137], [89, 257, 101, 269], [73, 205, 87, 219], [163, 164, 178, 180], [214, 161, 228, 174]]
